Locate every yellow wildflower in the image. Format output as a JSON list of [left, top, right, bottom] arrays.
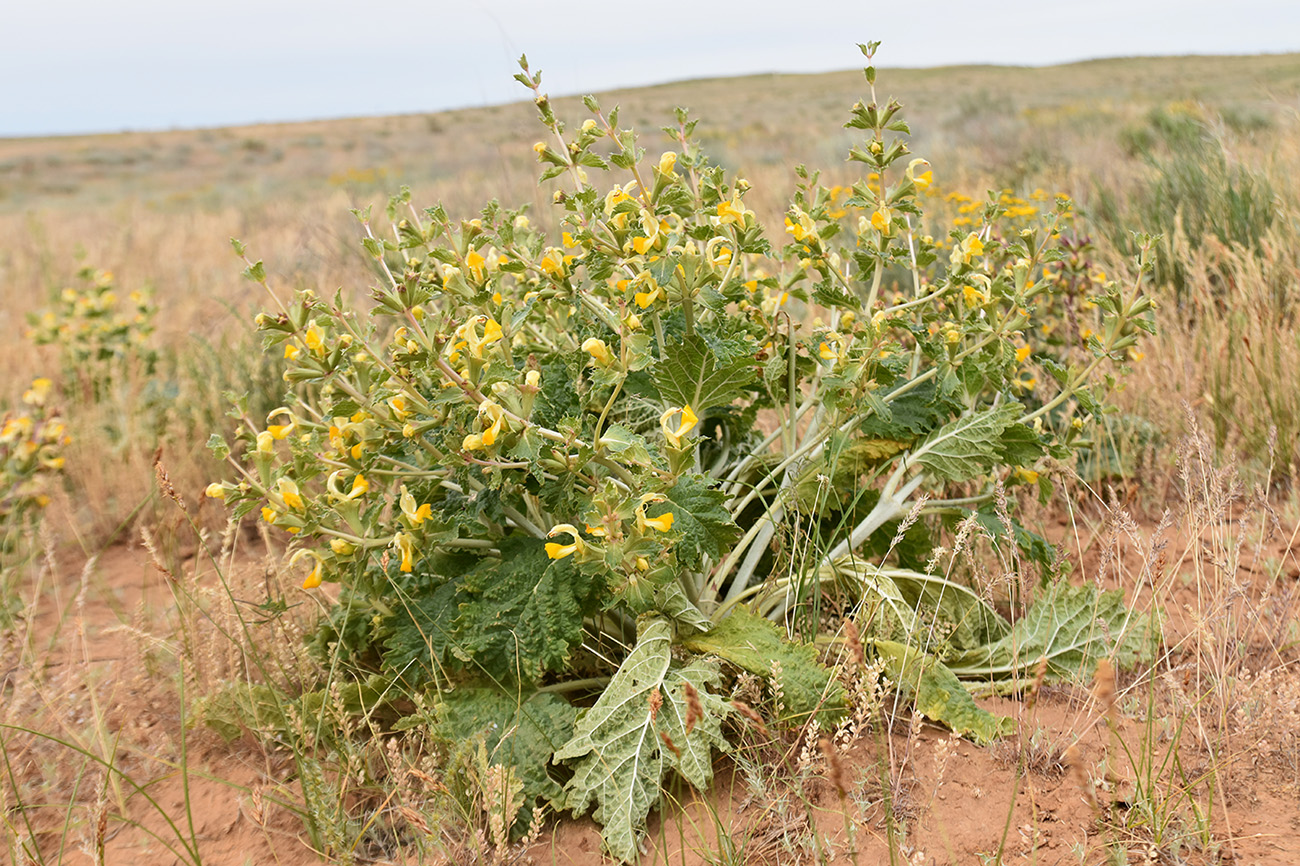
[[290, 549, 325, 589], [660, 405, 699, 448], [545, 524, 586, 560], [635, 493, 674, 534], [632, 274, 664, 309], [22, 378, 52, 406], [400, 485, 433, 525], [277, 477, 305, 511], [394, 532, 416, 573], [582, 338, 615, 367], [478, 400, 507, 446], [266, 407, 296, 439], [950, 232, 985, 267], [304, 322, 325, 355], [205, 482, 226, 500]]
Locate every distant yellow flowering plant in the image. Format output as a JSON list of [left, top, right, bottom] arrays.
[[207, 43, 1155, 860], [27, 266, 157, 397], [1, 377, 70, 627]]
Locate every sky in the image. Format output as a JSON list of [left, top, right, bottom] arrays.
[[4, 0, 1299, 138]]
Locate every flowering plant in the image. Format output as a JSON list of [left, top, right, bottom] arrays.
[[210, 44, 1154, 861]]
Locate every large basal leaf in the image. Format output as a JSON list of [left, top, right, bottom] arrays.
[[554, 617, 729, 864], [664, 473, 741, 566], [682, 607, 846, 725], [873, 639, 1015, 746], [453, 536, 603, 682], [431, 688, 576, 833], [653, 334, 758, 414], [912, 403, 1023, 483], [945, 581, 1158, 693], [845, 564, 1010, 652]]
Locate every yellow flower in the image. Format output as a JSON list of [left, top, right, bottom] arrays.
[[465, 249, 486, 281], [327, 470, 368, 502], [451, 315, 505, 360], [657, 151, 677, 175], [478, 400, 507, 446], [716, 195, 751, 227], [603, 181, 638, 216], [906, 158, 932, 191], [256, 430, 276, 454], [1016, 345, 1032, 363], [290, 549, 324, 589], [261, 506, 279, 525], [393, 532, 416, 572], [870, 207, 893, 236], [630, 210, 665, 255], [962, 283, 990, 306], [951, 232, 985, 267], [582, 338, 615, 367], [545, 524, 586, 560], [1013, 467, 1039, 484], [462, 432, 485, 451], [304, 322, 325, 355], [277, 477, 305, 511], [22, 378, 53, 406], [400, 485, 433, 525], [818, 331, 849, 364], [266, 407, 296, 439], [539, 247, 566, 277], [632, 274, 664, 309], [205, 482, 227, 500], [284, 342, 301, 360], [784, 206, 816, 243], [635, 493, 674, 534], [389, 395, 415, 422], [330, 538, 356, 556], [660, 405, 699, 448]]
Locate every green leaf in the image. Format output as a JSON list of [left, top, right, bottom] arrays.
[[453, 537, 603, 683], [206, 433, 230, 461], [945, 581, 1158, 693], [681, 607, 846, 725], [555, 617, 730, 863], [654, 334, 757, 413], [653, 582, 712, 636], [664, 474, 741, 566], [912, 404, 1022, 482], [433, 689, 576, 833], [849, 565, 1010, 652], [873, 639, 1015, 745]]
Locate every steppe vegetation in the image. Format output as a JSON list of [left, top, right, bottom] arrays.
[[3, 49, 1300, 865]]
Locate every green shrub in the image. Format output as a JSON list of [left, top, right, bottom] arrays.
[[210, 45, 1155, 861]]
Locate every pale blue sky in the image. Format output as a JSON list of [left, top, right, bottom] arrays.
[[4, 0, 1298, 137]]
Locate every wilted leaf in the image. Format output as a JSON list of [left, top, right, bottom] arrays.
[[873, 639, 1015, 745]]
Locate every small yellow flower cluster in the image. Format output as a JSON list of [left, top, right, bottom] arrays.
[[26, 267, 157, 384], [1, 378, 71, 531]]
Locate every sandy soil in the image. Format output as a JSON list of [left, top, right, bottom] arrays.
[[5, 507, 1299, 866]]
